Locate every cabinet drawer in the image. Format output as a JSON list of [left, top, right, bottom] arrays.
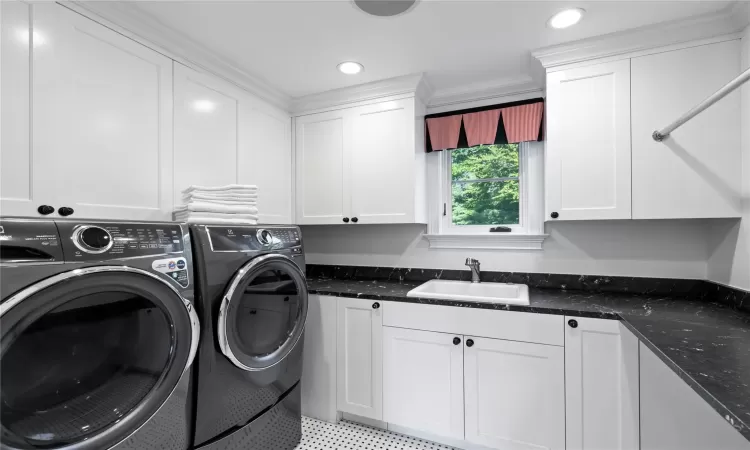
[[382, 302, 564, 346]]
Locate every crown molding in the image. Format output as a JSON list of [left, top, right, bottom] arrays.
[[427, 75, 542, 114], [291, 73, 431, 115], [532, 8, 746, 69], [68, 1, 292, 111]]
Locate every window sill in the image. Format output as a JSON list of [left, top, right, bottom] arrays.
[[423, 233, 549, 250]]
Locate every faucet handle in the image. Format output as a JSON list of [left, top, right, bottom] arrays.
[[465, 257, 479, 266]]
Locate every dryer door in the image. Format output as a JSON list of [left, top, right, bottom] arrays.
[[218, 254, 308, 371], [0, 267, 199, 450]]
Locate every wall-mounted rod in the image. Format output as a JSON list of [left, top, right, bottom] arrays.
[[652, 65, 750, 142]]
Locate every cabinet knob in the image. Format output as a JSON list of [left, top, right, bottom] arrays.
[[342, 217, 350, 223], [37, 205, 55, 215], [351, 217, 358, 223], [372, 302, 380, 309], [58, 207, 74, 217], [466, 339, 474, 347], [568, 319, 578, 328], [550, 212, 559, 219], [453, 337, 461, 345]]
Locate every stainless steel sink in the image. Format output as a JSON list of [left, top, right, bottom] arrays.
[[406, 280, 530, 305]]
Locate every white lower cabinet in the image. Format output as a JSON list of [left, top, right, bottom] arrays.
[[464, 337, 565, 450], [565, 317, 640, 450], [382, 327, 464, 440], [640, 343, 750, 450], [336, 297, 383, 420]]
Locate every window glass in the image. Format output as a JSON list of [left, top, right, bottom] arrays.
[[1, 292, 172, 448], [451, 144, 520, 225], [234, 269, 302, 359]]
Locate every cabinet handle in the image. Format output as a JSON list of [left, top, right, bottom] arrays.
[[466, 339, 474, 347], [37, 205, 55, 215], [550, 212, 559, 219], [342, 217, 350, 223], [58, 207, 74, 217], [351, 217, 358, 223], [372, 302, 380, 309], [453, 337, 461, 345], [568, 319, 578, 328]]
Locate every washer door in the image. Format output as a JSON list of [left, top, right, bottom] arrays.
[[0, 267, 199, 450], [218, 254, 308, 371]]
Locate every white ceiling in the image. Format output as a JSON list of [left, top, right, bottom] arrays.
[[130, 1, 734, 99]]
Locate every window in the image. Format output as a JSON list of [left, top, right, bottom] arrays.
[[426, 141, 546, 250], [450, 144, 520, 227]]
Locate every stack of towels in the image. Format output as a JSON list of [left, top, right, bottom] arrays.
[[174, 184, 259, 224]]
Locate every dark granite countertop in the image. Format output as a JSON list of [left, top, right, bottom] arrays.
[[307, 276, 750, 441]]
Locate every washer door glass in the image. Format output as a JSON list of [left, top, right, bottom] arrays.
[[0, 269, 194, 450], [220, 254, 308, 371]]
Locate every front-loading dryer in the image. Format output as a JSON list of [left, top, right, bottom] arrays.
[[189, 224, 307, 450], [0, 218, 199, 450]]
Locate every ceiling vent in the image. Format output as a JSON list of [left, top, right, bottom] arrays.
[[353, 0, 418, 17]]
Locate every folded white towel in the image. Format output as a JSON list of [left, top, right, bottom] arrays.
[[174, 215, 258, 225], [175, 202, 258, 215], [174, 211, 259, 225], [182, 184, 258, 194], [182, 192, 258, 203]]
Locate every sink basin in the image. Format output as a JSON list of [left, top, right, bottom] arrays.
[[407, 280, 530, 305]]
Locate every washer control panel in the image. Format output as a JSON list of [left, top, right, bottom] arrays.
[[58, 222, 185, 261], [207, 226, 301, 252]]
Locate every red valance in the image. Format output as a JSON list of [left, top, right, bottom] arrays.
[[426, 115, 463, 152], [424, 99, 544, 152]]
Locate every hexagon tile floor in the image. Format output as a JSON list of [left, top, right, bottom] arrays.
[[294, 417, 456, 450]]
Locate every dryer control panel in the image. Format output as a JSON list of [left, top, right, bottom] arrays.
[[207, 226, 302, 253], [56, 222, 185, 261]]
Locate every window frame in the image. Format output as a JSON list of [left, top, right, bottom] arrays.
[[425, 141, 547, 250], [442, 143, 525, 234]]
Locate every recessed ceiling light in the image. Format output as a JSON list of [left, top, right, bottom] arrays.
[[548, 8, 585, 29], [337, 61, 364, 75], [353, 0, 419, 17], [192, 100, 216, 112]]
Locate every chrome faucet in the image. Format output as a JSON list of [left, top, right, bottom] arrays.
[[465, 258, 481, 283]]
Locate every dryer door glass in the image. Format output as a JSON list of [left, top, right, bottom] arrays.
[[220, 254, 308, 371], [0, 269, 194, 450]]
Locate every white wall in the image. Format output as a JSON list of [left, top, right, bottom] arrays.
[[302, 220, 710, 279], [707, 23, 750, 291]]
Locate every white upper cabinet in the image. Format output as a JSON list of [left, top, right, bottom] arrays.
[[350, 99, 420, 224], [32, 3, 173, 221], [174, 63, 292, 223], [546, 59, 632, 221], [464, 337, 565, 450], [565, 317, 640, 450], [295, 109, 348, 224], [382, 327, 464, 440], [631, 40, 742, 219], [294, 97, 426, 225], [1, 1, 33, 217], [336, 297, 383, 420]]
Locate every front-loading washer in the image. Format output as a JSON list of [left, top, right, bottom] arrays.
[[189, 224, 307, 450], [0, 218, 199, 450]]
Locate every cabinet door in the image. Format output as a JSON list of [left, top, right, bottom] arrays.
[[632, 41, 742, 219], [336, 297, 382, 419], [32, 4, 173, 220], [382, 327, 464, 440], [350, 99, 415, 224], [295, 110, 349, 224], [565, 317, 639, 450], [173, 63, 241, 206], [243, 105, 292, 223], [301, 295, 338, 422], [546, 60, 631, 220], [464, 337, 565, 450], [1, 1, 36, 217], [640, 343, 750, 450]]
